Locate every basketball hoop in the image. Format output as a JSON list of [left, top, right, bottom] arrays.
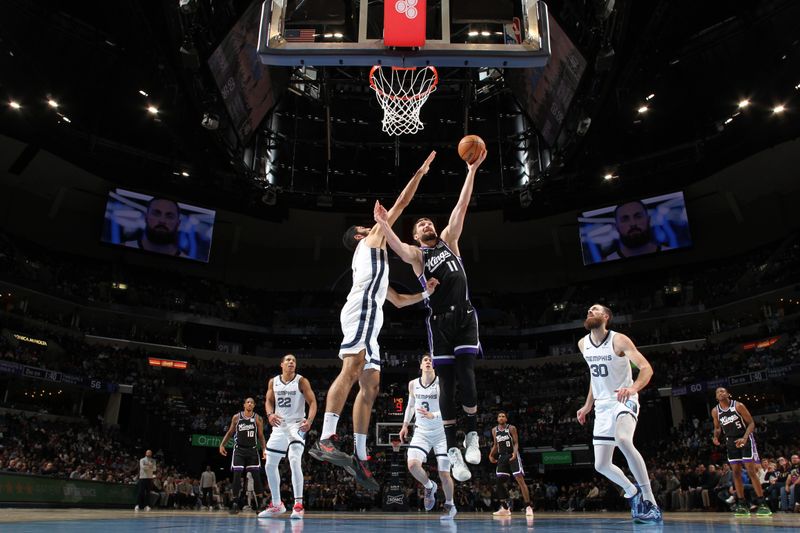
[[369, 65, 438, 136]]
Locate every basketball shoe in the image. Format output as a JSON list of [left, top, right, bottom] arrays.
[[447, 447, 471, 482], [440, 503, 458, 520], [309, 434, 352, 469], [257, 501, 286, 518], [290, 503, 304, 519], [423, 480, 438, 511], [464, 431, 481, 464]]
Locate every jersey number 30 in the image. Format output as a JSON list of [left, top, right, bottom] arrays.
[[590, 364, 609, 377], [277, 397, 292, 408]]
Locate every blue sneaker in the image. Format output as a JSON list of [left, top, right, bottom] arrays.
[[627, 486, 644, 519], [634, 500, 663, 524]]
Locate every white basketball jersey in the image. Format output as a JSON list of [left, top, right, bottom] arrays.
[[344, 239, 389, 313], [273, 374, 306, 423], [582, 330, 635, 401], [412, 376, 442, 433]]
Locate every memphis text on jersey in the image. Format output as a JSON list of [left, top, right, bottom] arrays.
[[584, 354, 613, 362]]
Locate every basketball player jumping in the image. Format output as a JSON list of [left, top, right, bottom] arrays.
[[219, 397, 268, 514], [258, 354, 317, 519], [711, 387, 772, 516], [310, 151, 438, 490], [488, 412, 533, 517], [576, 304, 663, 524], [399, 354, 457, 520], [374, 149, 487, 482]]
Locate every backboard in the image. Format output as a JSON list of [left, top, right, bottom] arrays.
[[257, 0, 550, 68]]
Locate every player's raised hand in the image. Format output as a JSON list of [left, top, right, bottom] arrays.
[[466, 146, 487, 171], [425, 277, 440, 295], [399, 425, 409, 442], [374, 201, 389, 225], [418, 151, 436, 175], [576, 405, 592, 425]]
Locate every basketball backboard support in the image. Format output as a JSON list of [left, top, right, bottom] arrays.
[[257, 0, 550, 68]]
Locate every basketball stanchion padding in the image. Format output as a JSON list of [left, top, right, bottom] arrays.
[[384, 0, 427, 47]]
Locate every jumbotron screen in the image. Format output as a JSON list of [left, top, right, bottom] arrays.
[[100, 188, 216, 263], [578, 191, 692, 265]]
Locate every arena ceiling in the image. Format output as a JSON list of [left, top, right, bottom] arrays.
[[1, 0, 798, 220]]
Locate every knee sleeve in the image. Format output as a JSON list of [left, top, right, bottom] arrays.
[[455, 355, 477, 408], [288, 444, 304, 499], [438, 365, 457, 420]]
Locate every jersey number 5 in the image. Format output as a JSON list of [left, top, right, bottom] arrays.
[[590, 364, 609, 377]]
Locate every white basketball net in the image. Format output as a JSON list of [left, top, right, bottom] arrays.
[[369, 66, 438, 136]]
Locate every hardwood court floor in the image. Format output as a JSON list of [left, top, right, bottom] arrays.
[[0, 509, 798, 532]]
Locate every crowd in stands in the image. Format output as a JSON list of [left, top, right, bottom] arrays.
[[2, 230, 799, 354]]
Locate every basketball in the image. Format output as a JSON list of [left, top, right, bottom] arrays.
[[458, 135, 486, 164]]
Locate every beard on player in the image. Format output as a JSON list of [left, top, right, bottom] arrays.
[[584, 316, 605, 330], [418, 227, 437, 245]]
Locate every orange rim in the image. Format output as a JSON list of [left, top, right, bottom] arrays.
[[369, 65, 439, 102]]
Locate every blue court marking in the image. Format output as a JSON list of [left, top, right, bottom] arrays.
[[0, 516, 792, 533]]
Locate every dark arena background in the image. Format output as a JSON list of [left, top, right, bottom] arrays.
[[1, 0, 800, 531]]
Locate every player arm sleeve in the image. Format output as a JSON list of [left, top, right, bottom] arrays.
[[403, 388, 416, 425]]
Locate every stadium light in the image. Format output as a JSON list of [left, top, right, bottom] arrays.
[[139, 90, 149, 97], [772, 105, 786, 114], [47, 99, 59, 108], [737, 99, 750, 109], [147, 105, 159, 115], [645, 93, 655, 101], [603, 173, 617, 181], [9, 101, 21, 109], [637, 105, 648, 114]]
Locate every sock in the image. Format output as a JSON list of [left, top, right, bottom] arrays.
[[639, 482, 655, 504], [623, 484, 638, 498], [295, 497, 303, 506], [444, 423, 457, 449], [354, 433, 368, 461], [445, 499, 454, 506], [465, 412, 477, 434], [424, 479, 434, 490], [321, 412, 339, 440]]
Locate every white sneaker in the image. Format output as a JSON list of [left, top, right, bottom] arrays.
[[134, 505, 140, 511], [144, 506, 151, 512], [447, 447, 471, 482], [440, 503, 458, 520], [463, 431, 481, 464], [525, 505, 534, 517], [493, 507, 511, 517], [258, 501, 287, 518], [424, 480, 438, 511]]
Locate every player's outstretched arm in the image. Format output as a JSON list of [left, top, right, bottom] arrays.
[[385, 151, 436, 226], [440, 149, 486, 253], [385, 278, 439, 308], [510, 425, 520, 461], [374, 201, 423, 270], [264, 379, 282, 427], [614, 333, 654, 402], [256, 415, 267, 453]]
